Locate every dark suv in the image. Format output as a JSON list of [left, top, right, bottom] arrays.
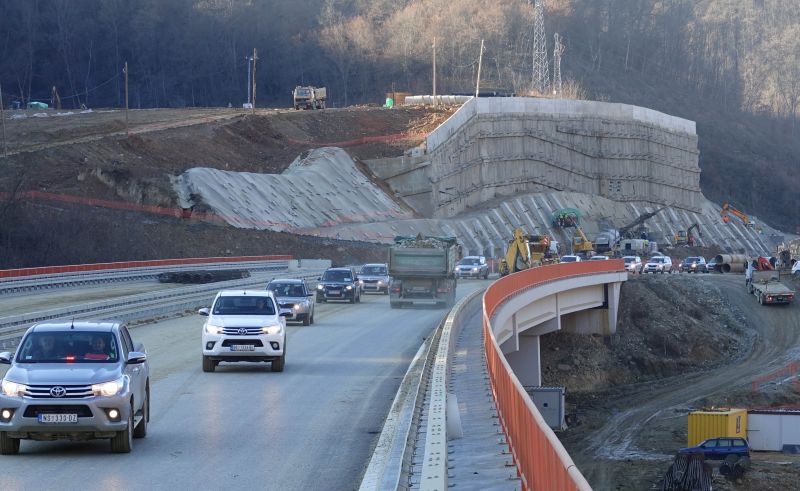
[[316, 267, 362, 303], [679, 256, 708, 273], [680, 437, 750, 460]]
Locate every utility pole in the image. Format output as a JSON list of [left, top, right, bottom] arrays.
[[553, 33, 564, 96], [124, 62, 129, 137], [251, 48, 257, 115], [246, 55, 252, 105], [532, 0, 549, 95], [432, 37, 437, 106], [0, 82, 7, 158], [475, 39, 484, 98]]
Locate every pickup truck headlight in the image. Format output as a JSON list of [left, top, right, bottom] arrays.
[[205, 323, 223, 334], [377, 280, 384, 286], [345, 285, 353, 290], [1, 380, 27, 398], [317, 284, 324, 290], [92, 376, 125, 397], [261, 324, 283, 335]]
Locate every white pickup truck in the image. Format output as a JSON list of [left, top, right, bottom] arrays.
[[749, 270, 795, 305]]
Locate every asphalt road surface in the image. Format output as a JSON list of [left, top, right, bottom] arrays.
[[0, 281, 486, 490]]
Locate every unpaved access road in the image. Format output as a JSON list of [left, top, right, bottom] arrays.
[[562, 273, 800, 489]]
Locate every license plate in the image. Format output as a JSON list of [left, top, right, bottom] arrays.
[[38, 413, 78, 423], [328, 290, 340, 295], [230, 345, 255, 351]]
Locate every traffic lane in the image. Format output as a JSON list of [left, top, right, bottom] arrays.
[[1, 281, 486, 490]]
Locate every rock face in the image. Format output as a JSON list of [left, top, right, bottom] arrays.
[[425, 98, 701, 218]]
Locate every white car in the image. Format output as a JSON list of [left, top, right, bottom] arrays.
[[589, 255, 610, 261], [623, 255, 643, 273], [199, 290, 289, 373], [643, 256, 673, 274], [560, 255, 582, 263]]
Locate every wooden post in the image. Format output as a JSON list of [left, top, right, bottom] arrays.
[[251, 48, 257, 115], [433, 37, 437, 107], [0, 82, 7, 158], [475, 39, 484, 98], [124, 61, 129, 136]]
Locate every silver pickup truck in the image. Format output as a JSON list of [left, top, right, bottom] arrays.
[[749, 270, 795, 305], [0, 321, 150, 454]]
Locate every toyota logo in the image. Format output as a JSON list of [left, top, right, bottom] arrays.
[[50, 386, 67, 398], [237, 328, 248, 335]]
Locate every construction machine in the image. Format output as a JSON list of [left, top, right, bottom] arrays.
[[552, 208, 581, 228], [674, 223, 701, 246], [499, 228, 557, 276], [720, 203, 753, 227], [572, 227, 594, 257]]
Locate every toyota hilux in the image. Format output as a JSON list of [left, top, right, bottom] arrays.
[[200, 290, 289, 373], [0, 321, 150, 455]]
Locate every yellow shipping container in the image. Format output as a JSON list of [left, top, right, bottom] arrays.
[[687, 408, 748, 447]]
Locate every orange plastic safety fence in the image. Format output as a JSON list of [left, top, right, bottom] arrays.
[[483, 260, 624, 491]]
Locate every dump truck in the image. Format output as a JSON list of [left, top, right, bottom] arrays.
[[293, 86, 326, 110], [389, 235, 459, 309], [749, 262, 795, 305]]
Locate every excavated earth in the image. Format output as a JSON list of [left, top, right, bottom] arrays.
[[2, 106, 799, 489]]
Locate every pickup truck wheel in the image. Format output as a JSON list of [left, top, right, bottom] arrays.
[[349, 295, 356, 304], [310, 310, 315, 324], [202, 355, 216, 373], [110, 408, 133, 453], [759, 293, 765, 305], [0, 431, 20, 455], [272, 354, 285, 372], [133, 387, 148, 439], [302, 313, 310, 326]]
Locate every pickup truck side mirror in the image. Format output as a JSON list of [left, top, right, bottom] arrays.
[[198, 308, 209, 316], [127, 352, 147, 365], [0, 352, 12, 364]]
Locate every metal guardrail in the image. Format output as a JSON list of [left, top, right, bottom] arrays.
[[0, 258, 291, 295], [0, 269, 322, 347]]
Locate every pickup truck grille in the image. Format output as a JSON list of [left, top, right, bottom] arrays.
[[279, 303, 296, 309], [25, 384, 94, 399], [222, 327, 263, 335], [221, 339, 264, 347]]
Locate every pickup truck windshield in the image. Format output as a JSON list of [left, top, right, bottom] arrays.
[[213, 296, 275, 315], [16, 331, 119, 363]]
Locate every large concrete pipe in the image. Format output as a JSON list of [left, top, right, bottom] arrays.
[[715, 254, 749, 273]]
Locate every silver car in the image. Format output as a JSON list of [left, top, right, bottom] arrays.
[[358, 263, 391, 294], [0, 321, 150, 454], [266, 279, 316, 325]]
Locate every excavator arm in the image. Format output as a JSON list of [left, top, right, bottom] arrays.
[[499, 228, 532, 276], [720, 203, 751, 226]]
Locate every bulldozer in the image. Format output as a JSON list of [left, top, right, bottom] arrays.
[[499, 228, 558, 276]]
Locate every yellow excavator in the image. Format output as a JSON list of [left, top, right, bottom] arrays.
[[720, 203, 753, 227], [674, 223, 701, 246], [572, 226, 594, 257], [499, 228, 556, 276]]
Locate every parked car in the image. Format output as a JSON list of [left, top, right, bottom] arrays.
[[199, 290, 289, 372], [679, 256, 708, 273], [559, 255, 582, 263], [643, 256, 673, 274], [706, 258, 718, 272], [680, 437, 751, 460], [316, 267, 362, 303], [456, 256, 489, 279], [266, 278, 315, 325], [622, 255, 643, 273], [589, 255, 610, 261], [0, 321, 150, 454], [358, 263, 391, 294]]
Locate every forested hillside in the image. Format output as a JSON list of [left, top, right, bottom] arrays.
[[1, 0, 798, 231]]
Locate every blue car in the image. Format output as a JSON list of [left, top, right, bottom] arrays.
[[680, 437, 750, 460]]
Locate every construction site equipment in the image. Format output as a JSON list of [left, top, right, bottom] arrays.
[[748, 257, 795, 305], [571, 227, 594, 257], [619, 207, 664, 239], [498, 228, 557, 276], [388, 234, 458, 309], [720, 203, 753, 227], [714, 254, 749, 273], [674, 223, 701, 246], [293, 86, 326, 110], [688, 409, 748, 447], [552, 208, 580, 228]]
